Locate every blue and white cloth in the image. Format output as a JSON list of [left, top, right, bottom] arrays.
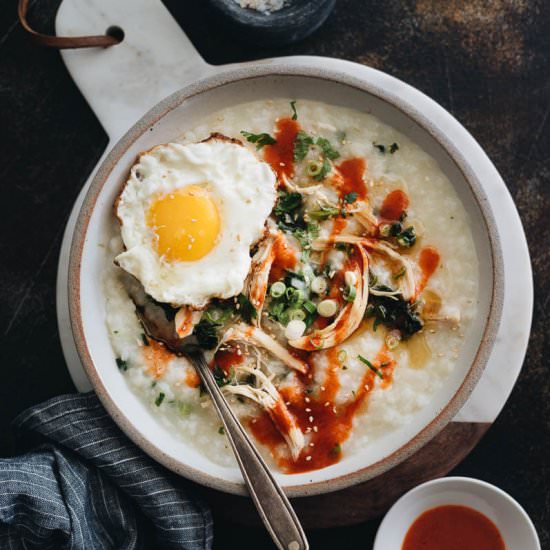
[[0, 392, 213, 549]]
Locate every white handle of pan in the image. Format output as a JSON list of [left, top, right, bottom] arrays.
[[55, 0, 215, 141]]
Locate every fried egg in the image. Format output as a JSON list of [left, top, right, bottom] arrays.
[[115, 136, 277, 307]]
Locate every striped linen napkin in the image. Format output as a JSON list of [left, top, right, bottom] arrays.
[[0, 392, 213, 549]]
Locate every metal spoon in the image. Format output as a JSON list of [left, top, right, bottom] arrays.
[[121, 273, 309, 550]]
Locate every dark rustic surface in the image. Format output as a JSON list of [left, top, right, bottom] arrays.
[[0, 1, 548, 548]]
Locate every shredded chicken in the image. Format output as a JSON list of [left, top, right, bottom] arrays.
[[222, 323, 308, 374], [313, 234, 416, 301], [246, 230, 278, 324], [288, 245, 370, 351], [281, 173, 333, 203], [354, 205, 379, 234], [224, 365, 305, 460], [174, 307, 202, 338]]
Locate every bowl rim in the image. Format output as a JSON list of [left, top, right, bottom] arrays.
[[68, 62, 504, 497], [373, 476, 541, 549]]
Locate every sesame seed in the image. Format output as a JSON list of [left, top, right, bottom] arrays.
[[308, 416, 314, 423], [324, 402, 330, 407], [364, 385, 369, 391], [304, 397, 311, 403], [321, 386, 326, 391], [313, 426, 318, 432], [309, 442, 315, 447], [333, 406, 337, 413], [305, 408, 311, 412], [306, 456, 312, 461], [306, 427, 312, 433]]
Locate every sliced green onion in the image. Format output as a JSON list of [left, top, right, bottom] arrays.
[[385, 332, 401, 350], [358, 355, 384, 379], [303, 300, 317, 314], [270, 281, 286, 298], [343, 285, 357, 302], [311, 275, 328, 295], [306, 160, 323, 177], [379, 224, 392, 237], [337, 349, 347, 363], [289, 309, 306, 321], [318, 299, 338, 317]]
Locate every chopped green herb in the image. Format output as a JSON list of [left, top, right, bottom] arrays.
[[358, 355, 384, 379], [294, 221, 319, 250], [155, 392, 165, 406], [240, 130, 276, 150], [116, 358, 128, 372], [218, 426, 225, 435], [194, 318, 220, 349], [290, 100, 298, 120], [213, 365, 232, 387], [237, 293, 257, 323], [293, 130, 314, 161], [373, 142, 399, 154], [315, 137, 340, 160], [141, 333, 149, 346], [396, 226, 416, 248], [343, 192, 358, 204]]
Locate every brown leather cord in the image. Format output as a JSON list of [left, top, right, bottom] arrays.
[[18, 0, 122, 49]]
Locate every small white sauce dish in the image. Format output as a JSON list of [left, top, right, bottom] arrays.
[[374, 476, 540, 550]]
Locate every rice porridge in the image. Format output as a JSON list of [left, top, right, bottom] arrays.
[[103, 99, 479, 473]]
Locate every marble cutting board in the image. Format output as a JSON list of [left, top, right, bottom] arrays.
[[54, 0, 533, 525]]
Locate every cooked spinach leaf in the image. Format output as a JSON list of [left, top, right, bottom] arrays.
[[366, 291, 423, 338]]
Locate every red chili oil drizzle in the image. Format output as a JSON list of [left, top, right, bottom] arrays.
[[380, 189, 409, 220], [269, 234, 298, 283], [264, 117, 300, 183], [416, 246, 441, 296], [249, 342, 395, 473], [334, 158, 368, 201], [214, 344, 244, 376], [318, 215, 348, 270]]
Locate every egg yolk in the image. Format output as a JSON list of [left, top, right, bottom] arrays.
[[147, 185, 220, 262]]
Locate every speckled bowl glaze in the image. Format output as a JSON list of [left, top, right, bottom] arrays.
[[68, 63, 504, 497], [207, 0, 337, 46]]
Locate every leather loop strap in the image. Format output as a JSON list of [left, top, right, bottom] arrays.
[[18, 0, 122, 49]]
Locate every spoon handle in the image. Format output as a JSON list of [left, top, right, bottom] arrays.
[[188, 351, 309, 550]]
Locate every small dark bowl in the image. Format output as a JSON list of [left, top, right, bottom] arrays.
[[207, 0, 337, 47]]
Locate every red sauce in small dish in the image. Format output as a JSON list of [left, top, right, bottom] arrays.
[[403, 505, 505, 550]]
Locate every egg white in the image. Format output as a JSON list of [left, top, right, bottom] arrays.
[[115, 137, 277, 307]]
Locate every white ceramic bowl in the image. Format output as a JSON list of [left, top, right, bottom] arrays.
[[68, 63, 504, 496], [374, 477, 540, 549]]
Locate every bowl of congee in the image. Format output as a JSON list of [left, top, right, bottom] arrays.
[[68, 65, 503, 496]]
